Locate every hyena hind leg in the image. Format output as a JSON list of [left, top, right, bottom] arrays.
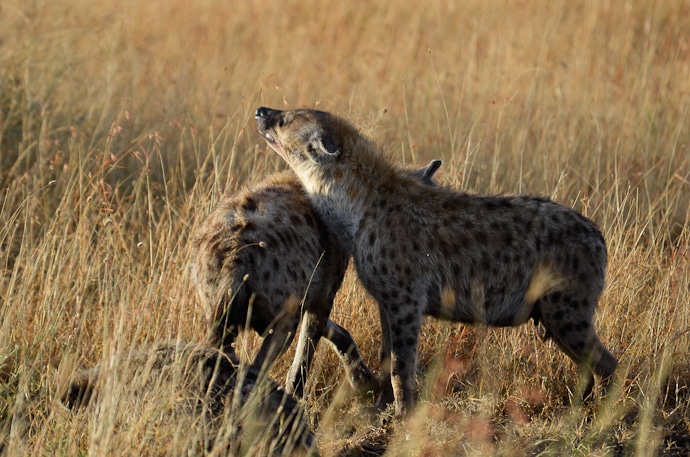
[[538, 295, 618, 400]]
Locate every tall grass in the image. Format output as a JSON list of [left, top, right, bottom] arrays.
[[1, 0, 689, 455]]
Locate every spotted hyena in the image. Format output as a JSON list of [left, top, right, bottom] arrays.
[[61, 342, 315, 456], [190, 164, 441, 397], [254, 107, 618, 416]]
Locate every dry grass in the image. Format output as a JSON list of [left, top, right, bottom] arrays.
[[1, 0, 689, 455]]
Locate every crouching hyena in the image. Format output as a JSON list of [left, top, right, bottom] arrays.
[[254, 107, 618, 416], [61, 342, 316, 456], [190, 165, 441, 398]]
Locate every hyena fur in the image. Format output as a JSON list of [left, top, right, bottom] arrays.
[[61, 341, 316, 456], [254, 106, 618, 416], [190, 164, 441, 398]]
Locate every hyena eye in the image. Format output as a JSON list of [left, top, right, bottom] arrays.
[[278, 117, 286, 127]]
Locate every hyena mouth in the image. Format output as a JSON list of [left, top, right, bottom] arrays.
[[255, 107, 280, 148], [254, 107, 283, 155]]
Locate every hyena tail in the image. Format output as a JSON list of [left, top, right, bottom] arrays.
[[208, 276, 253, 355]]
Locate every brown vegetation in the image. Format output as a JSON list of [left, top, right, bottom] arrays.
[[1, 0, 688, 455]]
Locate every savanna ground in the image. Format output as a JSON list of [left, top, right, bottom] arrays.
[[1, 0, 689, 455]]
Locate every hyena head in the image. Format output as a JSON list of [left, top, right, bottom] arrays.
[[255, 107, 442, 253], [254, 107, 380, 192], [255, 107, 344, 163]]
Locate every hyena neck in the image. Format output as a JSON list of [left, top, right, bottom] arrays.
[[307, 191, 359, 253], [298, 169, 370, 253], [294, 141, 394, 254]]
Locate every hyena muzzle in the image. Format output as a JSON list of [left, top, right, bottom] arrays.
[[254, 106, 618, 416], [190, 165, 441, 398]]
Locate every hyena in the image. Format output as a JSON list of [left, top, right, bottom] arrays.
[[190, 164, 441, 397], [61, 342, 315, 456], [254, 107, 618, 416]]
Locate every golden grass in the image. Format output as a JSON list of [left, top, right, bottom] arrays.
[[1, 0, 689, 455]]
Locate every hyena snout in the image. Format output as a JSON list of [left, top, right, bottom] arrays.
[[255, 107, 281, 129], [255, 107, 279, 119], [255, 107, 283, 147]]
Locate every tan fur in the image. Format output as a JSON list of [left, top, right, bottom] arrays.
[[255, 107, 618, 415], [190, 163, 441, 398]]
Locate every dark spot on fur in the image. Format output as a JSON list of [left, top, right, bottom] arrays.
[[475, 231, 488, 244], [480, 254, 491, 271], [484, 200, 499, 211], [246, 252, 256, 266], [553, 310, 565, 320], [560, 323, 574, 336], [412, 240, 421, 252], [304, 212, 316, 227], [395, 360, 407, 373], [290, 214, 303, 226], [276, 231, 288, 246], [369, 232, 377, 246], [272, 258, 280, 269], [576, 321, 589, 331], [264, 233, 278, 248], [241, 197, 257, 212]]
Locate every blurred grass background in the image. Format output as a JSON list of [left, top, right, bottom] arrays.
[[1, 0, 689, 455]]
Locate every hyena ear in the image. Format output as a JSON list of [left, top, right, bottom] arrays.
[[421, 159, 443, 183], [409, 159, 443, 186], [305, 130, 340, 163]]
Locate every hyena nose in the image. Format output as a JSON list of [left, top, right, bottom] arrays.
[[255, 107, 278, 119]]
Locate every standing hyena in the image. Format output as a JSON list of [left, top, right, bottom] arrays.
[[254, 107, 618, 416], [190, 165, 441, 397]]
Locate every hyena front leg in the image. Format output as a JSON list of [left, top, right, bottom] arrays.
[[380, 300, 425, 416], [287, 305, 377, 397], [285, 306, 330, 397], [252, 300, 301, 376], [322, 320, 378, 395], [376, 301, 394, 410]]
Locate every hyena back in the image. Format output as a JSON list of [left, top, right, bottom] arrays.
[[190, 166, 440, 397], [254, 107, 618, 415]]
